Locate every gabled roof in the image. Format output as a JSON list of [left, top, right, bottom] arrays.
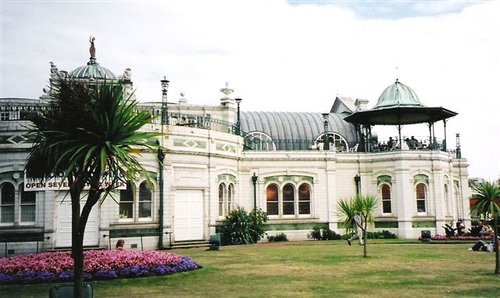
[[330, 96, 355, 115]]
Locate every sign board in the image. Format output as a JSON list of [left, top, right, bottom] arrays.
[[24, 172, 126, 191]]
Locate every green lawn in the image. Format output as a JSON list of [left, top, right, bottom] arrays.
[[2, 240, 499, 297]]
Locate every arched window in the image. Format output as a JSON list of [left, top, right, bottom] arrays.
[[218, 181, 235, 218], [416, 183, 427, 213], [244, 132, 276, 151], [315, 133, 349, 152], [218, 184, 225, 217], [119, 182, 133, 219], [444, 184, 449, 216], [266, 184, 279, 215], [282, 184, 295, 215], [139, 182, 152, 218], [1, 182, 15, 223], [381, 184, 392, 214], [228, 184, 234, 214], [20, 183, 36, 222], [298, 184, 310, 215]]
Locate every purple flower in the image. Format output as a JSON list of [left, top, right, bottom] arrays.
[[0, 250, 201, 284]]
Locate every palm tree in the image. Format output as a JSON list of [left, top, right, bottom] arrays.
[[25, 77, 159, 297], [337, 195, 378, 257], [470, 181, 500, 274]]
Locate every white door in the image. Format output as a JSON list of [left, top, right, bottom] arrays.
[[174, 190, 204, 241], [56, 198, 99, 247]]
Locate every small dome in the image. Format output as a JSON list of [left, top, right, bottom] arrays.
[[68, 58, 116, 80], [373, 79, 423, 109]]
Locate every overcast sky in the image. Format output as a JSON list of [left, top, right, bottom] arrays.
[[1, 0, 499, 180]]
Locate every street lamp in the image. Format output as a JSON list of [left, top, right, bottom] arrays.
[[252, 173, 258, 210], [235, 98, 242, 135], [354, 175, 361, 195], [322, 113, 330, 151], [160, 76, 170, 125]]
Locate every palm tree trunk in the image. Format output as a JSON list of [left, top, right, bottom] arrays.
[[494, 214, 499, 274], [363, 217, 368, 257], [71, 188, 84, 298]]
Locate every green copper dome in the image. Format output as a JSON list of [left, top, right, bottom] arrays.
[[373, 79, 423, 110], [68, 58, 116, 80], [68, 37, 116, 80]]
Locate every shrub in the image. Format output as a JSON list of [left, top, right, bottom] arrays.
[[218, 207, 268, 245], [365, 230, 397, 239], [268, 233, 288, 242], [309, 226, 341, 240]]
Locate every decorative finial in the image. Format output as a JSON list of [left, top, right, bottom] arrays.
[[89, 36, 96, 59], [179, 92, 187, 105], [220, 82, 234, 97]]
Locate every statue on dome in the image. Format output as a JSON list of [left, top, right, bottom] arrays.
[[89, 36, 96, 59]]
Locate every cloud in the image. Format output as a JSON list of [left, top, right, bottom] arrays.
[[1, 0, 499, 180]]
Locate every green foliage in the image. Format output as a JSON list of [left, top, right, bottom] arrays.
[[337, 194, 379, 257], [25, 77, 160, 296], [366, 230, 397, 239], [309, 225, 341, 240], [268, 232, 288, 242], [469, 181, 500, 274], [26, 79, 159, 187], [219, 207, 268, 245], [470, 181, 500, 220]]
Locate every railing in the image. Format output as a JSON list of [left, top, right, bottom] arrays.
[[1, 103, 239, 136], [374, 136, 447, 152]]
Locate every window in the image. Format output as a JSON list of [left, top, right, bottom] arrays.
[[266, 184, 279, 215], [227, 184, 234, 214], [381, 184, 392, 214], [266, 182, 311, 217], [138, 182, 152, 218], [218, 183, 234, 217], [119, 181, 154, 220], [298, 184, 310, 214], [244, 132, 276, 151], [444, 184, 449, 216], [119, 182, 133, 219], [315, 133, 349, 152], [218, 184, 225, 217], [1, 182, 15, 223], [416, 183, 427, 213], [20, 183, 36, 222], [283, 184, 295, 215]]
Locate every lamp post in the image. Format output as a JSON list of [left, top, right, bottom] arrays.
[[322, 113, 330, 151], [235, 98, 242, 135], [161, 76, 170, 125], [252, 173, 258, 210], [354, 175, 361, 196], [158, 76, 169, 249], [157, 145, 165, 249]]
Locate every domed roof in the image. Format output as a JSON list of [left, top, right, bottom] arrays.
[[240, 111, 357, 149], [373, 79, 423, 109], [68, 58, 116, 80], [68, 37, 116, 80]]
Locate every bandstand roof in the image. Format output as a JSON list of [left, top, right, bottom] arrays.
[[344, 80, 457, 125]]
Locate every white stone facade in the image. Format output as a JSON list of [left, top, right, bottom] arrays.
[[0, 70, 470, 256]]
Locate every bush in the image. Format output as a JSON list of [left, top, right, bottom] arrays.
[[309, 226, 341, 240], [366, 230, 397, 239], [218, 207, 268, 245], [268, 232, 288, 242]]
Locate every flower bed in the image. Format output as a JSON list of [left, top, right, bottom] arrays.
[[0, 250, 201, 284]]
